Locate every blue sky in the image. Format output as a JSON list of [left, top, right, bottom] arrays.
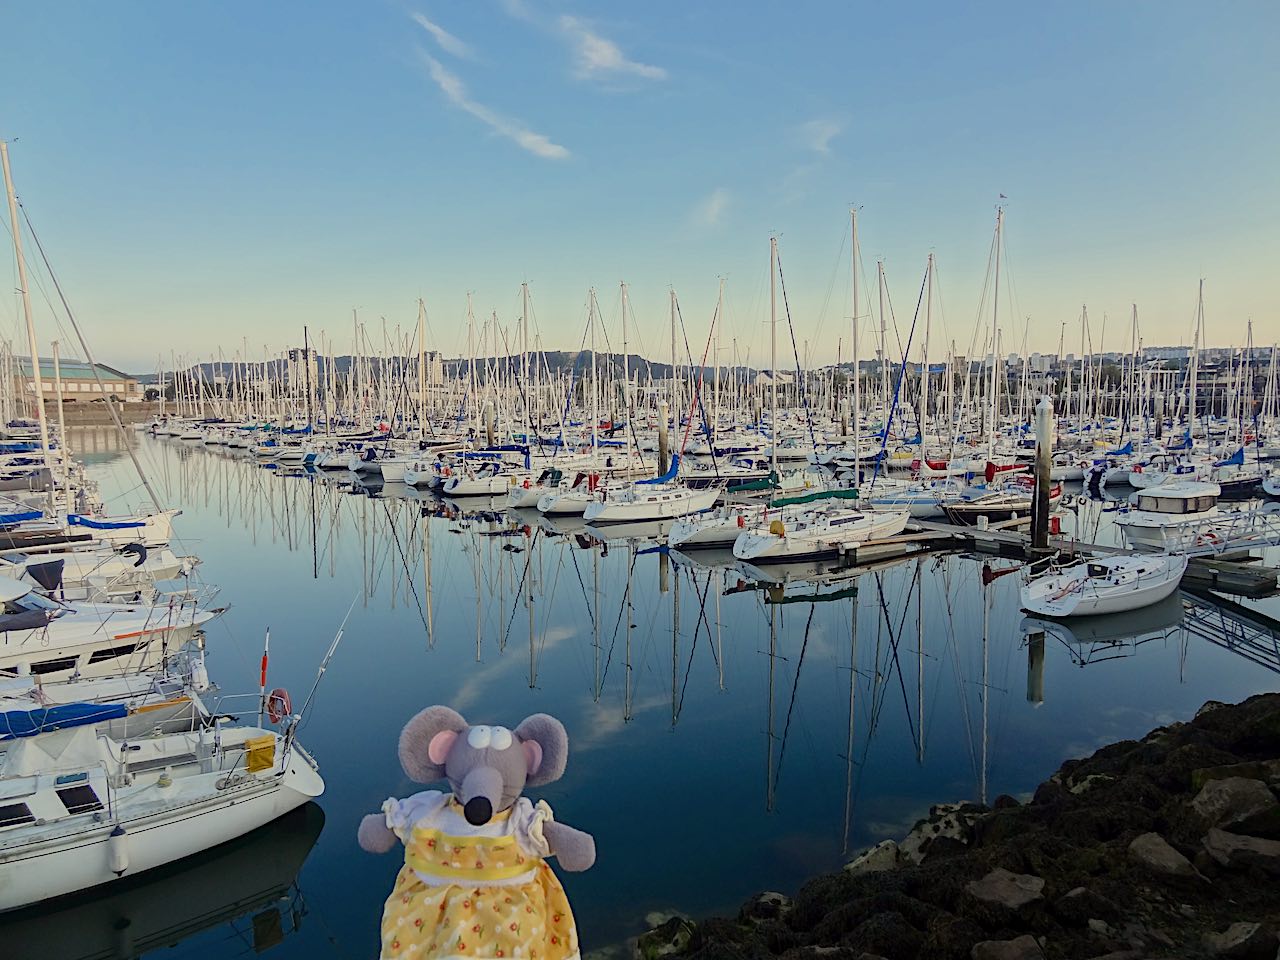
[[4, 1, 1277, 373]]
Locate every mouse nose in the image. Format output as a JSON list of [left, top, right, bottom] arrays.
[[463, 796, 492, 826]]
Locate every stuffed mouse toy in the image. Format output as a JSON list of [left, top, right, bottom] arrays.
[[359, 706, 596, 960]]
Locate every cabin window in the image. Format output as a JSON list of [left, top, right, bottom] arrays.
[[88, 642, 140, 665], [57, 784, 104, 815], [0, 802, 34, 828], [30, 655, 78, 675]]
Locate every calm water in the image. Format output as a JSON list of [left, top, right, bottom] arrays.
[[6, 427, 1280, 959]]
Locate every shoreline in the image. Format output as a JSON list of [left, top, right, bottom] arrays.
[[639, 693, 1280, 960]]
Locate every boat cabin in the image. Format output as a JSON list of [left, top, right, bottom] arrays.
[[1131, 481, 1220, 516]]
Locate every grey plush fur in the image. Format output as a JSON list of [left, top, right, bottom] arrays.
[[358, 706, 595, 872]]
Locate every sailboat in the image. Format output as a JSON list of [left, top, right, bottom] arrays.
[[0, 717, 323, 911]]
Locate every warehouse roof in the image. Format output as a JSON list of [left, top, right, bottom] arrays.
[[12, 358, 136, 381]]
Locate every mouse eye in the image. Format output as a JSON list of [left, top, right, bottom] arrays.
[[467, 725, 492, 749], [490, 726, 512, 750]]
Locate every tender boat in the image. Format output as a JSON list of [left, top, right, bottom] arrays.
[[1020, 554, 1188, 617]]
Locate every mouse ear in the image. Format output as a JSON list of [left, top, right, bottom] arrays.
[[399, 706, 468, 783], [514, 713, 568, 787]]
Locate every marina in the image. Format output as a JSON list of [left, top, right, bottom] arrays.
[[0, 418, 1268, 956], [3, 3, 1279, 953]]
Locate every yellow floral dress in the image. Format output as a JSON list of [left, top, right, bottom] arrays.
[[379, 791, 579, 960]]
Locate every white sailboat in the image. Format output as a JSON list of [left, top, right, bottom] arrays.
[[0, 720, 323, 911], [1021, 554, 1187, 617]]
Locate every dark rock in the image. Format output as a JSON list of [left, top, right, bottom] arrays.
[[739, 891, 791, 923], [964, 868, 1044, 910], [993, 794, 1020, 810], [1191, 759, 1280, 792], [921, 914, 988, 960], [969, 935, 1044, 960], [1051, 886, 1119, 926], [1192, 777, 1280, 837], [841, 910, 925, 957], [637, 917, 696, 960], [1203, 921, 1277, 958], [1031, 779, 1069, 808], [1202, 828, 1280, 875], [1128, 831, 1198, 878], [1198, 700, 1228, 718]]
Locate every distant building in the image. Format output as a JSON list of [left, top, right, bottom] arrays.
[[14, 356, 143, 402]]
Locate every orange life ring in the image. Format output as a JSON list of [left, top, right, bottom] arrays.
[[266, 687, 292, 724]]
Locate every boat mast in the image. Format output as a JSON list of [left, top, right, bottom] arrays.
[[1187, 283, 1201, 445], [769, 236, 779, 476], [417, 298, 428, 437], [851, 209, 861, 479], [621, 282, 632, 462], [920, 254, 933, 462], [988, 206, 1003, 462], [51, 340, 67, 469], [0, 141, 55, 505], [670, 289, 680, 445], [714, 277, 724, 436]]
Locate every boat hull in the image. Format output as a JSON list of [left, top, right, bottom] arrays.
[[0, 764, 323, 912]]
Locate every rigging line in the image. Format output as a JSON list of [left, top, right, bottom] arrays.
[[670, 296, 721, 471], [673, 566, 716, 722], [494, 321, 548, 460], [501, 526, 539, 653], [599, 545, 640, 686], [18, 202, 169, 514], [685, 566, 722, 672], [773, 246, 820, 452], [808, 219, 850, 347], [868, 261, 930, 488], [873, 567, 920, 746], [672, 294, 721, 468], [379, 496, 429, 637], [773, 601, 816, 792]]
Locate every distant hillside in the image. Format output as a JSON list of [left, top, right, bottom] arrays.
[[142, 353, 770, 385]]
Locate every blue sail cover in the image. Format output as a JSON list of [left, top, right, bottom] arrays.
[[0, 510, 41, 526], [0, 702, 128, 739], [1215, 447, 1245, 468], [639, 454, 679, 485], [1106, 440, 1134, 456], [1168, 429, 1193, 451], [68, 515, 146, 530]]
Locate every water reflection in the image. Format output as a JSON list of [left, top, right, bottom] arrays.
[[5, 802, 323, 960], [42, 432, 1280, 957]]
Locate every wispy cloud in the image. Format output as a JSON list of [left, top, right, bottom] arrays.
[[799, 118, 843, 156], [411, 12, 474, 60], [418, 52, 570, 160], [498, 0, 535, 22], [694, 187, 730, 226], [558, 16, 667, 82]]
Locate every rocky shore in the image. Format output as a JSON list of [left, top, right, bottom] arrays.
[[641, 693, 1280, 960]]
